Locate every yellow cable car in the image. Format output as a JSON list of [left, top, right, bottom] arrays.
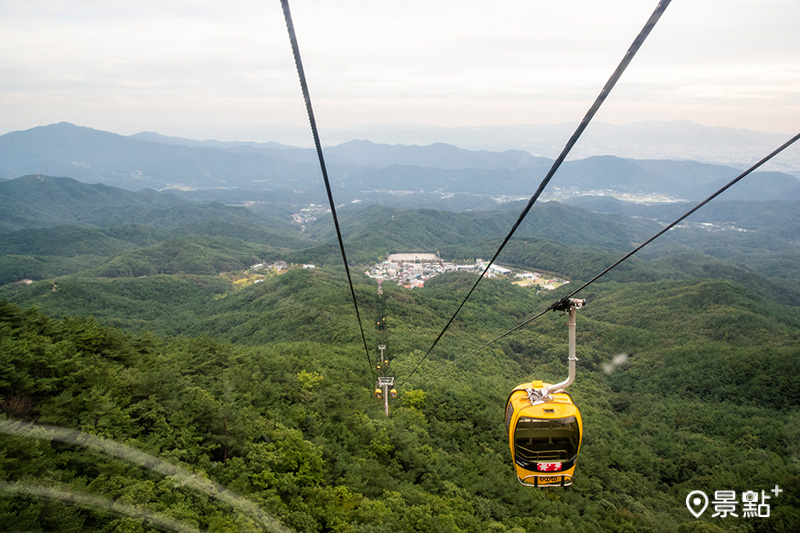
[[389, 388, 397, 398], [374, 388, 383, 399], [505, 381, 582, 487], [505, 298, 585, 488]]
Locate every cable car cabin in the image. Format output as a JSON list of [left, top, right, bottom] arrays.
[[505, 380, 582, 488], [375, 388, 383, 399], [389, 388, 397, 398]]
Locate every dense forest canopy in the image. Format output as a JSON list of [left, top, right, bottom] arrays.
[[1, 174, 799, 532]]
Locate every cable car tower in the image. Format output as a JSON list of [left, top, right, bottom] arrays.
[[373, 282, 396, 415], [374, 344, 397, 416], [505, 298, 585, 487]]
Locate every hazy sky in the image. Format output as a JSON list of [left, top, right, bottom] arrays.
[[1, 0, 798, 142]]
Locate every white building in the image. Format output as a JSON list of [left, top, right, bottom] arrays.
[[489, 264, 511, 275]]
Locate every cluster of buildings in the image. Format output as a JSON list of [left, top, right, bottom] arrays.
[[291, 205, 331, 232], [364, 253, 567, 290]]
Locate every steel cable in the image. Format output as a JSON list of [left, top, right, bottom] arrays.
[[399, 0, 673, 388], [415, 132, 800, 380], [281, 0, 375, 381]]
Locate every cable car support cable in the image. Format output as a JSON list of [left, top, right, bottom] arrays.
[[281, 0, 375, 381], [398, 0, 673, 388], [417, 132, 800, 380]]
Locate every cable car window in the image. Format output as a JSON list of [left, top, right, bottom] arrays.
[[514, 416, 580, 464]]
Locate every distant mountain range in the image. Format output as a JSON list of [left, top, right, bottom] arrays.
[[1, 122, 798, 203], [194, 120, 799, 172], [318, 120, 800, 173]]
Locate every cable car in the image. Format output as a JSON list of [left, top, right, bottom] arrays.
[[389, 388, 397, 398], [374, 388, 383, 399], [505, 298, 585, 487], [505, 381, 582, 487]]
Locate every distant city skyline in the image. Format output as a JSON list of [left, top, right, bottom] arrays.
[[1, 0, 798, 144]]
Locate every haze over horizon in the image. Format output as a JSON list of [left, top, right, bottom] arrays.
[[1, 0, 798, 145]]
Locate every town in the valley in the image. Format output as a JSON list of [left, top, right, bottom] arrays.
[[226, 253, 567, 292], [364, 253, 568, 290]]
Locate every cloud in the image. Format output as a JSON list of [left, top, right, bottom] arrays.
[[603, 353, 630, 374], [0, 0, 797, 138]]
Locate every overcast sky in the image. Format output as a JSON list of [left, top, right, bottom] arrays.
[[1, 0, 798, 143]]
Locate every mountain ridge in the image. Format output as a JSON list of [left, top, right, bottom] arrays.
[[2, 123, 797, 203]]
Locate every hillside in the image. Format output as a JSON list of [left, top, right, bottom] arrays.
[[0, 175, 314, 285], [562, 196, 800, 288], [1, 267, 799, 531], [0, 174, 181, 232], [0, 174, 297, 232], [305, 202, 662, 254], [564, 197, 800, 239]]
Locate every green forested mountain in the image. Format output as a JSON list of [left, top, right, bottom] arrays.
[[0, 176, 312, 285], [2, 268, 799, 531], [0, 175, 300, 234], [305, 202, 662, 255], [0, 175, 182, 232], [564, 197, 800, 240], [89, 237, 269, 278], [1, 172, 799, 532]]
